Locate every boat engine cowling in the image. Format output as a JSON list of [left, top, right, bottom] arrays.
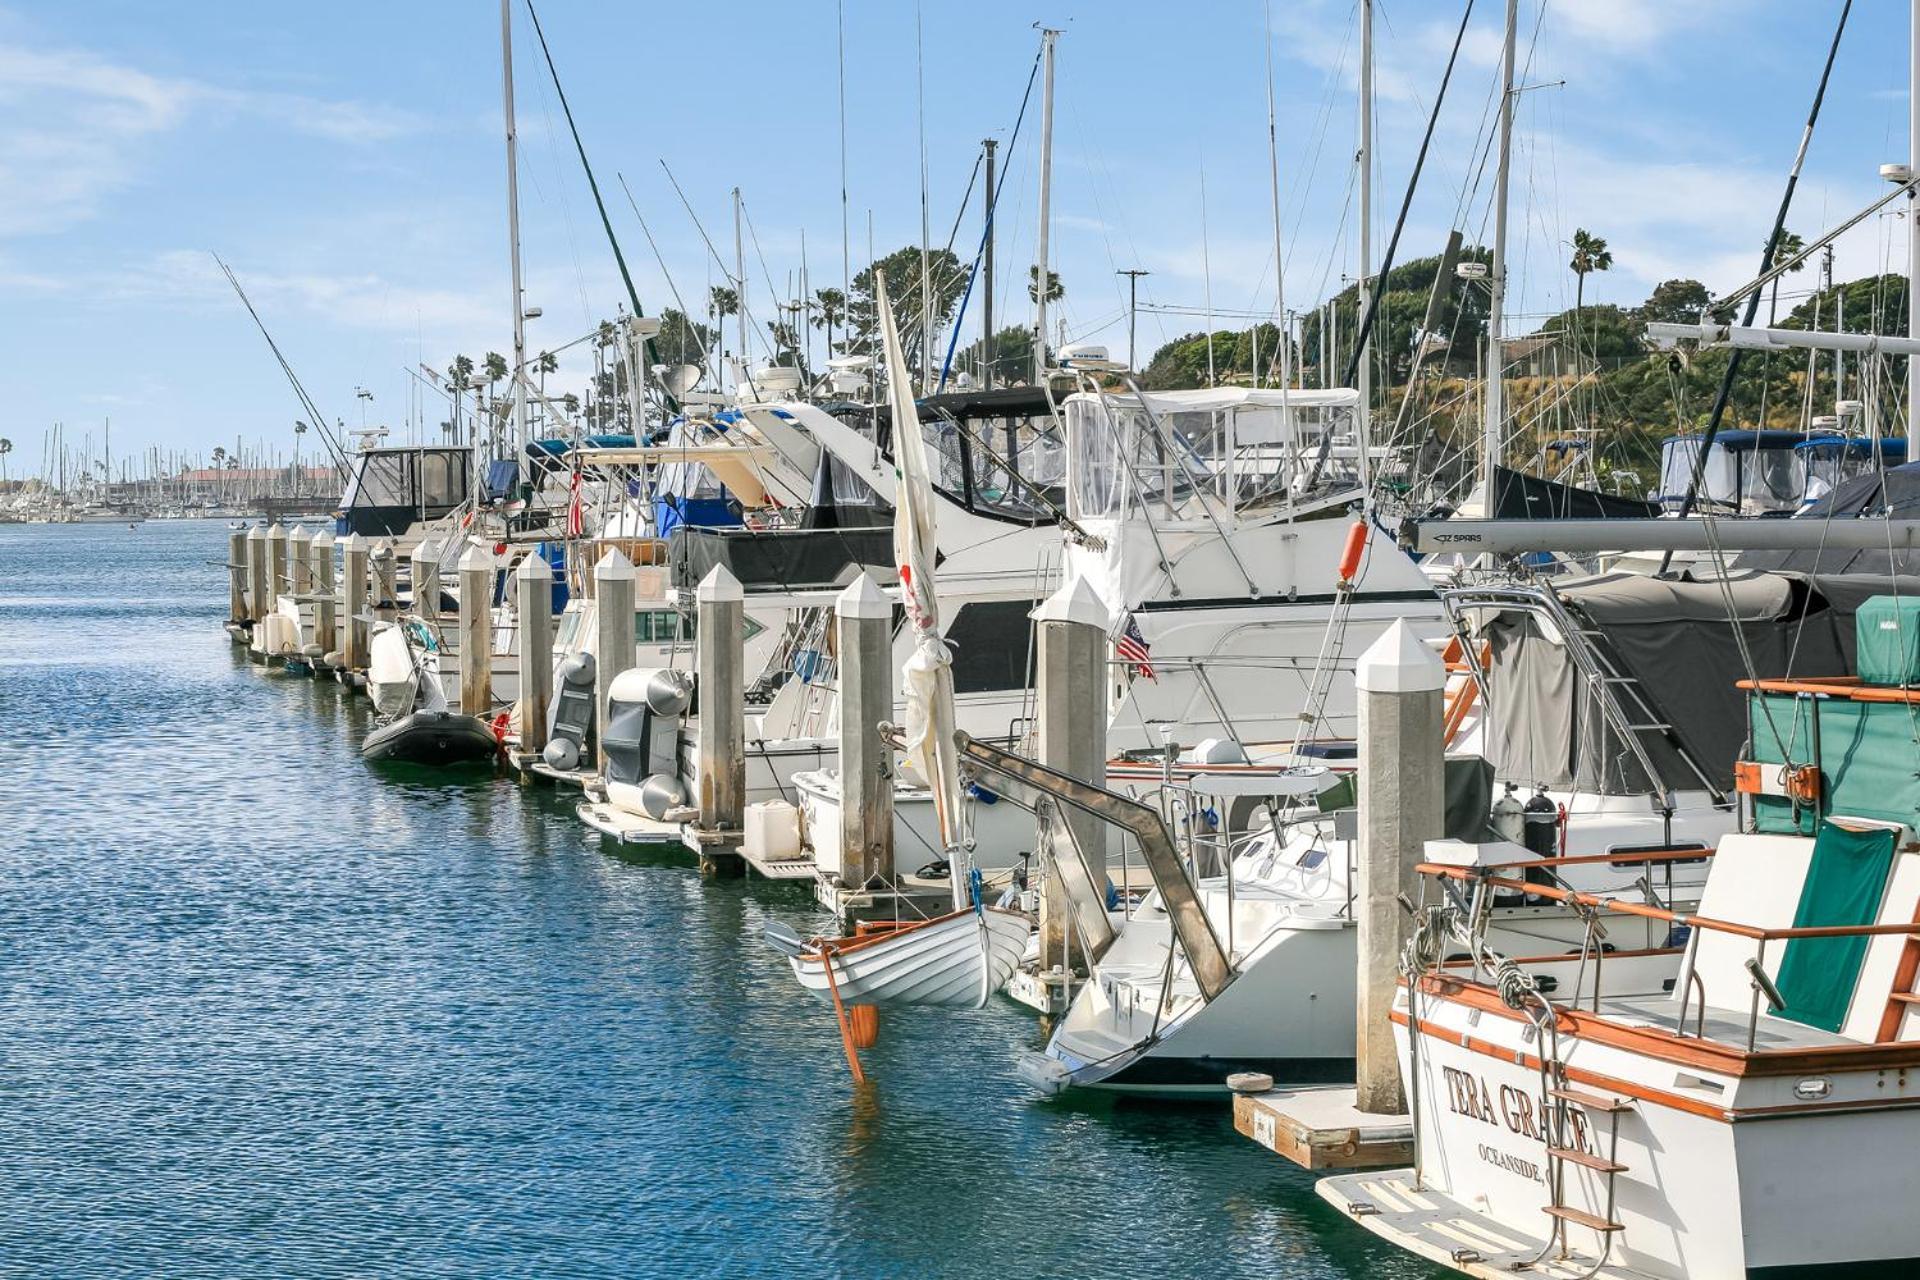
[[543, 651, 596, 771], [603, 667, 694, 819]]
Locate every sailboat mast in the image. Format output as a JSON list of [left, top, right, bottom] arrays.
[[982, 138, 997, 389], [1032, 27, 1059, 383], [1909, 0, 1919, 428], [1264, 0, 1292, 398], [500, 0, 528, 457], [1485, 0, 1518, 491], [1355, 0, 1373, 490], [734, 186, 748, 382]]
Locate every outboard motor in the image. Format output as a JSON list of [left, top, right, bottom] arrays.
[[543, 651, 596, 771], [602, 667, 695, 820]]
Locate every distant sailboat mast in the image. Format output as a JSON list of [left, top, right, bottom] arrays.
[[1485, 0, 1518, 494], [1032, 27, 1059, 383], [500, 0, 529, 458]]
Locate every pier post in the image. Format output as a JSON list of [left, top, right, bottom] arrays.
[[245, 524, 268, 638], [1354, 619, 1445, 1115], [311, 529, 336, 660], [458, 544, 494, 716], [593, 546, 636, 765], [515, 550, 554, 762], [264, 522, 287, 614], [342, 534, 369, 671], [410, 537, 443, 619], [371, 541, 398, 625], [286, 524, 311, 602], [1034, 575, 1110, 970], [835, 572, 894, 888], [694, 565, 745, 874], [227, 527, 250, 626]]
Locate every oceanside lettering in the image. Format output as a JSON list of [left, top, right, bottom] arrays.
[[1440, 1064, 1596, 1182]]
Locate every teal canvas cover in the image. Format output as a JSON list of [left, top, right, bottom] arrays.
[[1773, 822, 1898, 1034], [1748, 692, 1920, 835], [1856, 595, 1920, 687]]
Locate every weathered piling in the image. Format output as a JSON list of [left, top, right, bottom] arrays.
[[341, 534, 369, 671], [592, 547, 636, 763], [410, 537, 443, 618], [694, 565, 745, 874], [286, 524, 311, 601], [370, 541, 398, 625], [227, 527, 250, 627], [311, 529, 336, 661], [246, 524, 269, 633], [835, 572, 894, 888], [515, 550, 554, 762], [458, 544, 494, 716], [1353, 620, 1445, 1115], [1034, 575, 1110, 969], [265, 522, 287, 614]]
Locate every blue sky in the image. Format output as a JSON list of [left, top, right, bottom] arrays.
[[1, 0, 1913, 470]]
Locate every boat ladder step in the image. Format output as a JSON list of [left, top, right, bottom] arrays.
[[1546, 1145, 1627, 1174], [1549, 1087, 1632, 1113], [1542, 1204, 1625, 1234]]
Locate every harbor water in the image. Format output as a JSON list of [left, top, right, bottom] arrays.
[[0, 520, 1440, 1278]]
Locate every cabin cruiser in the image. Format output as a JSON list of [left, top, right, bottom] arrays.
[[1321, 612, 1920, 1277], [333, 444, 472, 547]]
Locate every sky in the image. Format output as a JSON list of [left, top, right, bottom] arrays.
[[1, 0, 1914, 474]]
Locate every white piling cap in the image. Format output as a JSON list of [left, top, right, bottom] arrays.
[[594, 545, 635, 580], [339, 533, 365, 552], [458, 543, 494, 572], [414, 536, 444, 560], [514, 550, 551, 581], [835, 570, 889, 620], [311, 528, 334, 548], [695, 564, 743, 603], [287, 523, 308, 541], [1355, 619, 1445, 694], [247, 523, 268, 540], [1030, 573, 1109, 629], [266, 521, 285, 537]]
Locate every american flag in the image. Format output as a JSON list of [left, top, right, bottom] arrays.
[[1116, 613, 1156, 681], [566, 464, 585, 538]]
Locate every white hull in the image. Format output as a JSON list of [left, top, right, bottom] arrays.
[[781, 908, 1029, 1009]]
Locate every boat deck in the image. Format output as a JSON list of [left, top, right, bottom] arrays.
[[1581, 991, 1856, 1053], [1318, 1169, 1651, 1279]]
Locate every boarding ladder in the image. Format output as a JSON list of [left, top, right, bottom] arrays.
[[1438, 583, 1725, 804]]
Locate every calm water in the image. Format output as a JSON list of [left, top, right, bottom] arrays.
[[0, 520, 1439, 1279]]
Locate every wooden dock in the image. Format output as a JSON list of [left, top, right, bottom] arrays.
[[1231, 1084, 1413, 1170]]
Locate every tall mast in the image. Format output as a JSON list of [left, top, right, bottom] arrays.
[[1032, 27, 1059, 384], [500, 0, 528, 456], [981, 137, 997, 389], [917, 1, 933, 391], [1264, 0, 1293, 399], [733, 186, 748, 383], [1910, 0, 1919, 429], [1355, 0, 1372, 489], [1485, 0, 1518, 492]]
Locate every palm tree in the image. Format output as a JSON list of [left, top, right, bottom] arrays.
[[1568, 228, 1612, 367], [0, 436, 10, 488], [710, 286, 739, 366], [812, 287, 847, 357], [447, 354, 475, 443], [1028, 265, 1064, 305], [536, 350, 558, 396], [1767, 230, 1806, 323]]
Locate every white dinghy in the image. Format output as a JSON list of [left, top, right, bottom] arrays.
[[766, 908, 1029, 1009]]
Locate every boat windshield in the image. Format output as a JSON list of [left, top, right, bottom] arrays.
[[1064, 389, 1361, 522]]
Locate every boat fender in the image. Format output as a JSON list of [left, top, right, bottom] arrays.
[[1336, 520, 1368, 588]]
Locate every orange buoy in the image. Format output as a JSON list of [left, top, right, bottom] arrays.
[[1336, 520, 1368, 588], [848, 1003, 880, 1049]]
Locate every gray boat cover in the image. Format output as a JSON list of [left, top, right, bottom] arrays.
[[1480, 570, 1911, 794]]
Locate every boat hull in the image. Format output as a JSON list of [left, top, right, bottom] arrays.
[[361, 710, 499, 765], [783, 908, 1029, 1009]]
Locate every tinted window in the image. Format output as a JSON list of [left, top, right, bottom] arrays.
[[945, 599, 1036, 694]]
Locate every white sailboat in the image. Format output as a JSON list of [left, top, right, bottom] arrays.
[[768, 269, 1027, 1014]]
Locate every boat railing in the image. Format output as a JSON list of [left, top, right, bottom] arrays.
[[1417, 848, 1920, 1052]]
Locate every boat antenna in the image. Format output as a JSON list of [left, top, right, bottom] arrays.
[[1304, 0, 1473, 493], [522, 0, 672, 406], [211, 252, 348, 471], [617, 172, 719, 386], [1659, 0, 1852, 575]]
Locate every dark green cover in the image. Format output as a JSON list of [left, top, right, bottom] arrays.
[[1773, 822, 1898, 1034], [1749, 692, 1920, 835], [1856, 595, 1920, 686]]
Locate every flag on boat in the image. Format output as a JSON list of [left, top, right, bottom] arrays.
[[566, 462, 585, 538], [1116, 613, 1155, 681]]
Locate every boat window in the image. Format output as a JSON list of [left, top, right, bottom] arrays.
[[554, 607, 584, 652], [630, 610, 764, 645], [343, 453, 409, 508], [945, 599, 1036, 695], [420, 452, 465, 508], [1740, 446, 1802, 514]]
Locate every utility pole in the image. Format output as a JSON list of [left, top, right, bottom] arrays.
[[1117, 269, 1150, 370], [1032, 27, 1059, 384], [982, 137, 997, 389]]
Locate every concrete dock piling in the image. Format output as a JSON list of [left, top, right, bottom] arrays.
[[1353, 619, 1445, 1115], [265, 523, 287, 614], [228, 527, 250, 626], [592, 547, 636, 764], [835, 572, 894, 888], [246, 524, 269, 632], [410, 538, 442, 618], [342, 534, 369, 671], [311, 529, 336, 660], [1033, 575, 1110, 969], [286, 524, 311, 601], [458, 544, 494, 716], [515, 551, 554, 761], [694, 565, 745, 872], [371, 541, 398, 625]]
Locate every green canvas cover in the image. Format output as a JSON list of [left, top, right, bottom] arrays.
[[1856, 595, 1920, 687], [1773, 822, 1898, 1034], [1748, 692, 1920, 835]]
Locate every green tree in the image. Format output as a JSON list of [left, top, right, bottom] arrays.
[[954, 324, 1037, 387], [812, 287, 847, 356], [1766, 230, 1806, 323], [656, 308, 714, 369], [1568, 228, 1613, 364], [1028, 265, 1064, 305], [845, 246, 967, 366], [1639, 279, 1712, 325]]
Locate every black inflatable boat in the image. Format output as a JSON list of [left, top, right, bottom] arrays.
[[361, 709, 499, 765]]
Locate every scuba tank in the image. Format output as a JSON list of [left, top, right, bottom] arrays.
[[1490, 783, 1526, 844], [1520, 786, 1560, 898]]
